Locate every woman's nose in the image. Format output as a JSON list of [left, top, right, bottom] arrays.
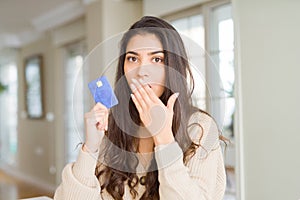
[[137, 57, 152, 77], [137, 65, 149, 77]]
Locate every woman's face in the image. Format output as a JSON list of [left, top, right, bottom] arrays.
[[124, 33, 166, 97]]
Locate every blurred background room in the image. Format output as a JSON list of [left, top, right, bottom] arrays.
[[0, 0, 299, 200]]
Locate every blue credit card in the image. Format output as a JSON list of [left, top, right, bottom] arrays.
[[88, 76, 118, 108]]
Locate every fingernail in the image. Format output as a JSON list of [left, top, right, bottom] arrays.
[[130, 83, 136, 91], [139, 78, 145, 85], [174, 92, 179, 98]]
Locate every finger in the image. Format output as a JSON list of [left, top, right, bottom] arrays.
[[86, 117, 102, 128], [85, 111, 105, 121], [85, 112, 97, 121], [104, 112, 109, 131], [167, 92, 179, 110], [131, 78, 149, 100], [93, 102, 108, 111], [96, 122, 106, 131], [93, 110, 108, 117], [85, 114, 105, 129], [137, 78, 156, 102], [132, 78, 152, 104], [130, 83, 147, 110], [131, 93, 143, 113], [96, 116, 106, 130], [142, 81, 161, 102], [129, 81, 137, 93], [86, 117, 98, 126]]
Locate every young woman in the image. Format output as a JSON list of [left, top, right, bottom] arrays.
[[54, 16, 226, 200]]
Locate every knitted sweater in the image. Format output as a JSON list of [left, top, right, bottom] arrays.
[[54, 112, 226, 200]]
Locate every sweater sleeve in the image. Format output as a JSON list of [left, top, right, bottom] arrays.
[[53, 147, 102, 200], [155, 112, 226, 200]]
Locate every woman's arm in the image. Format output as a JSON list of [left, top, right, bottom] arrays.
[[54, 147, 103, 200], [54, 102, 108, 200], [155, 142, 225, 200], [155, 113, 226, 200]]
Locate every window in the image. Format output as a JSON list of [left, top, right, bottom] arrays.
[[171, 14, 206, 110], [166, 1, 236, 199], [0, 60, 18, 166], [64, 42, 87, 163], [211, 4, 236, 198], [211, 3, 235, 139]]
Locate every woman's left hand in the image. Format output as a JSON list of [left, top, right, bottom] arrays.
[[130, 78, 179, 146]]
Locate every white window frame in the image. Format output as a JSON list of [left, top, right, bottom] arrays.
[[0, 49, 18, 167], [63, 41, 88, 164], [163, 1, 244, 199]]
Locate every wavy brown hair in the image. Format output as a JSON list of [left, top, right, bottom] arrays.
[[95, 16, 224, 200]]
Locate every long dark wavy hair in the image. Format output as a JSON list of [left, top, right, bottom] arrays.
[[95, 16, 223, 200]]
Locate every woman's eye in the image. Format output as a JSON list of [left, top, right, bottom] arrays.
[[152, 57, 163, 63], [127, 56, 138, 62]]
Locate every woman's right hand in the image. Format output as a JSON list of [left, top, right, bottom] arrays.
[[83, 102, 109, 153]]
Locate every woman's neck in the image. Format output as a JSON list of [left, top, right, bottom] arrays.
[[136, 127, 154, 153], [138, 137, 154, 153]]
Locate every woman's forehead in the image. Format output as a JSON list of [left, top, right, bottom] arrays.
[[126, 34, 163, 52]]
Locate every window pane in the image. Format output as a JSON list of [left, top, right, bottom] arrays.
[[211, 4, 236, 200], [0, 62, 18, 166], [64, 43, 86, 163], [171, 14, 206, 110]]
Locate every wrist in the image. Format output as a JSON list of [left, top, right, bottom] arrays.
[[83, 143, 98, 153], [153, 129, 175, 146]]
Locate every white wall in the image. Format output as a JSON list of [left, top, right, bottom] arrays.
[[18, 34, 56, 190], [143, 0, 207, 16], [85, 0, 142, 83], [233, 0, 300, 199]]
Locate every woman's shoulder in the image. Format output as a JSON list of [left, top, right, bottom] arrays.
[[188, 110, 218, 125], [188, 110, 220, 153]]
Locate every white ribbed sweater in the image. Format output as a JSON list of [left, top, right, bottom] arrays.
[[54, 112, 226, 200]]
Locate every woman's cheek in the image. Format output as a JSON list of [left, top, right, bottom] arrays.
[[124, 68, 135, 85], [150, 66, 165, 81]]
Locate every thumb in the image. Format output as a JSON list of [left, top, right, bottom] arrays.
[[167, 92, 179, 110]]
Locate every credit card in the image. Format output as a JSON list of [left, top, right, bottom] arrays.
[[88, 76, 118, 108]]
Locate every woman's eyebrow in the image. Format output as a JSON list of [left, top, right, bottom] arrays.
[[125, 50, 164, 56], [148, 50, 164, 55], [126, 51, 139, 55]]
